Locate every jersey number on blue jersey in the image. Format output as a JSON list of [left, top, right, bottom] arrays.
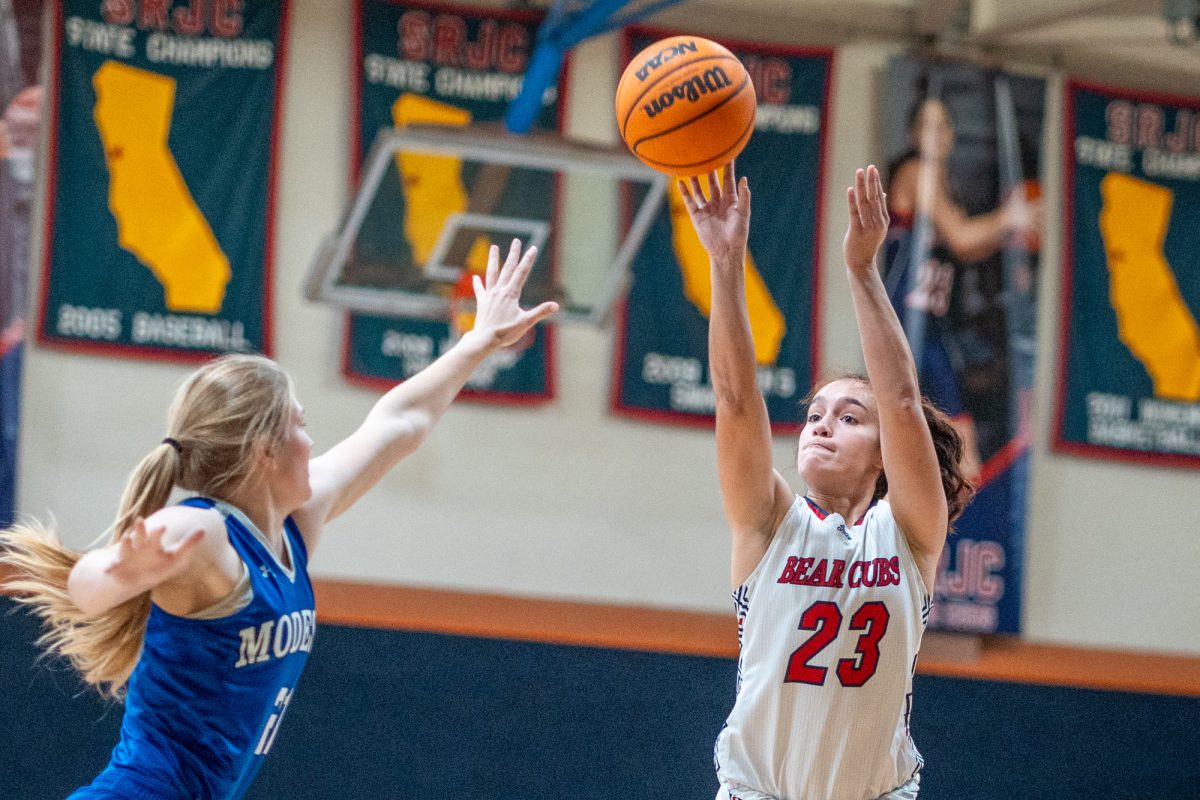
[[254, 686, 295, 756], [784, 601, 890, 687]]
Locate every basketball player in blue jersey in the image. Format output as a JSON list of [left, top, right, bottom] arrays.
[[0, 240, 556, 800], [678, 164, 972, 800]]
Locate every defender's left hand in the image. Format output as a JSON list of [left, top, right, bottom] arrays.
[[470, 239, 559, 349]]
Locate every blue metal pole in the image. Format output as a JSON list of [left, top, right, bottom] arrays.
[[504, 0, 638, 133]]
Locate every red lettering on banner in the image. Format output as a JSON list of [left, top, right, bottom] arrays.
[[139, 0, 170, 30], [496, 26, 528, 72], [1105, 101, 1200, 154], [744, 55, 791, 105], [103, 0, 244, 36], [432, 14, 467, 67], [1106, 100, 1133, 145], [940, 542, 967, 595], [1135, 104, 1164, 149], [399, 11, 432, 61], [172, 0, 205, 36], [462, 19, 496, 70], [397, 10, 528, 72], [1164, 108, 1194, 153], [101, 0, 134, 25], [211, 0, 243, 37], [975, 543, 1004, 602], [937, 539, 1005, 601]]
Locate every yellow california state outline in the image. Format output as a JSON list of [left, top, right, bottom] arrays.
[[1098, 172, 1200, 402], [391, 94, 491, 275], [666, 176, 785, 365], [93, 60, 230, 314]]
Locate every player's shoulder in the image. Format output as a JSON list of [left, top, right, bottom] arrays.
[[148, 501, 234, 566], [771, 492, 809, 537], [146, 502, 226, 535], [863, 498, 900, 532]]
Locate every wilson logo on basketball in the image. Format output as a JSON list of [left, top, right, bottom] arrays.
[[616, 35, 756, 176], [641, 67, 734, 119], [633, 39, 699, 82]]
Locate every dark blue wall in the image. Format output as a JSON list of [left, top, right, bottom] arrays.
[[3, 598, 1198, 799]]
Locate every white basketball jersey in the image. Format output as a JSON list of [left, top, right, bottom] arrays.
[[714, 496, 931, 800]]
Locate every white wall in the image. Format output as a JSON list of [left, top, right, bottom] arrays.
[[17, 1, 1200, 654]]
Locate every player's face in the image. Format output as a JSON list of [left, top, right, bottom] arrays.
[[267, 400, 313, 511], [796, 379, 883, 493], [912, 99, 954, 162]]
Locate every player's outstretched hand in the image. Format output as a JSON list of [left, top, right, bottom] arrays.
[[105, 517, 205, 590], [470, 239, 559, 349], [678, 161, 751, 266], [844, 165, 890, 274]]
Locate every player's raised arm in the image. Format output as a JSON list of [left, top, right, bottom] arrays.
[[297, 239, 558, 547], [844, 165, 948, 575], [679, 165, 793, 586]]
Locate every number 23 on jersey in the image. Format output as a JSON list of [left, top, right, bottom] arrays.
[[785, 601, 890, 687]]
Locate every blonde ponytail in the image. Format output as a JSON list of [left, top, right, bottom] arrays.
[[1, 442, 181, 699], [1, 353, 295, 700]]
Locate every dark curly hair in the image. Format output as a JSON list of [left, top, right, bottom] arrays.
[[801, 373, 974, 526]]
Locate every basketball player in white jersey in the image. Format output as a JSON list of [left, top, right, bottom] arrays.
[[678, 164, 972, 800]]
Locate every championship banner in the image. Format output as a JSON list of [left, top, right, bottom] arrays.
[[1055, 80, 1200, 468], [612, 27, 831, 429], [881, 57, 1045, 633], [37, 0, 287, 361], [345, 0, 559, 401], [1, 0, 43, 526]]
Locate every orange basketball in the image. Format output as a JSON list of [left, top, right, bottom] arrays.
[[616, 36, 756, 177]]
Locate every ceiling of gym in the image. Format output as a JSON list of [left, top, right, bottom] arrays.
[[615, 0, 1200, 82]]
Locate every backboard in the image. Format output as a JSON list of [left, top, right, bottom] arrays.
[[305, 123, 668, 326]]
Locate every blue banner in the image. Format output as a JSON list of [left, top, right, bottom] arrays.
[[613, 28, 832, 429], [880, 57, 1046, 634], [38, 0, 288, 362], [1056, 80, 1200, 469], [345, 0, 559, 401]]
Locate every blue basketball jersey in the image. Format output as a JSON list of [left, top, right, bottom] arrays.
[[73, 497, 316, 800]]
